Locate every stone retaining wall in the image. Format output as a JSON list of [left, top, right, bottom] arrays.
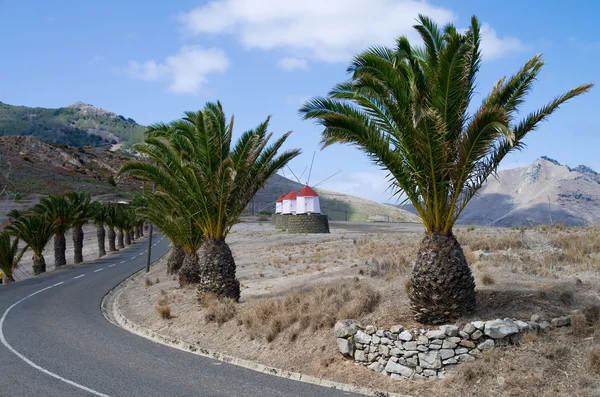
[[275, 214, 330, 233], [335, 313, 573, 380]]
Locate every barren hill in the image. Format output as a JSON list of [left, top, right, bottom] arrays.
[[391, 158, 600, 227], [0, 136, 140, 200]]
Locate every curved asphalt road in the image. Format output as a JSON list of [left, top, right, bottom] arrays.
[[0, 233, 363, 397]]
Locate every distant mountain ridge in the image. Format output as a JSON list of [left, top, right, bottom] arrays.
[[389, 158, 600, 227], [0, 101, 145, 149]]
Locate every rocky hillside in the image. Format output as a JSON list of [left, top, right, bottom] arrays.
[[0, 101, 145, 149], [255, 174, 420, 223], [0, 136, 141, 199], [391, 158, 600, 227]]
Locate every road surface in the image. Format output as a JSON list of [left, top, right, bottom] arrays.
[[0, 233, 364, 397]]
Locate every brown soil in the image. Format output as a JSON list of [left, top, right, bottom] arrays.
[[118, 222, 600, 396]]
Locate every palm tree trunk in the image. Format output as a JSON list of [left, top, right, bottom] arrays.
[[96, 224, 106, 257], [134, 227, 140, 240], [33, 254, 46, 275], [178, 250, 201, 286], [408, 233, 476, 324], [73, 226, 84, 264], [108, 227, 117, 252], [197, 239, 240, 301], [125, 230, 132, 246], [117, 230, 124, 249], [139, 225, 144, 237], [167, 245, 186, 275], [54, 233, 66, 267]]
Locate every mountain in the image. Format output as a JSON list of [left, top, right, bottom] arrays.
[[0, 101, 145, 149], [388, 158, 600, 227], [255, 174, 420, 223], [0, 136, 419, 223]]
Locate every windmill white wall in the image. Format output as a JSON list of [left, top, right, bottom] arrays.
[[275, 195, 284, 214], [282, 191, 297, 214], [296, 186, 320, 214]]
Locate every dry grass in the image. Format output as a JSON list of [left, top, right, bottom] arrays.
[[589, 347, 600, 374], [481, 273, 495, 285], [238, 280, 380, 342], [571, 312, 587, 336], [145, 278, 154, 287], [200, 293, 237, 325], [155, 305, 171, 319]]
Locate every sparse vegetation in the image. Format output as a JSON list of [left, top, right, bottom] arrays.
[[200, 293, 237, 325]]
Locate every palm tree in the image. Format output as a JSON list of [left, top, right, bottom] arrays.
[[300, 15, 593, 324], [0, 231, 25, 283], [105, 205, 118, 252], [91, 202, 108, 257], [67, 192, 94, 264], [7, 215, 56, 275], [34, 195, 71, 268], [136, 193, 196, 276], [119, 102, 300, 297], [114, 206, 126, 249]]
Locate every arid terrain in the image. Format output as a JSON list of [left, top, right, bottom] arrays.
[[118, 222, 600, 396]]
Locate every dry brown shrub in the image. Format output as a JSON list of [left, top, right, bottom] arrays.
[[588, 347, 600, 374], [145, 278, 154, 287], [239, 280, 380, 342], [457, 230, 527, 251], [155, 304, 171, 319], [571, 312, 587, 336], [481, 273, 495, 285], [200, 292, 237, 325]]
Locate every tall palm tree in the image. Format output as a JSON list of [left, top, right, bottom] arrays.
[[34, 195, 71, 268], [0, 231, 25, 283], [67, 192, 94, 264], [119, 102, 300, 298], [7, 215, 56, 275], [300, 15, 593, 324], [91, 202, 108, 257], [105, 205, 118, 252]]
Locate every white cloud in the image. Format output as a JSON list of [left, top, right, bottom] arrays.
[[277, 57, 308, 71], [127, 46, 230, 94], [179, 0, 455, 63], [179, 1, 525, 65], [480, 23, 526, 61]]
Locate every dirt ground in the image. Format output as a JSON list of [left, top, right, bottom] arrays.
[[118, 221, 600, 396]]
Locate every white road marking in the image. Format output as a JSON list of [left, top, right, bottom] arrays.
[[73, 275, 85, 279], [119, 261, 125, 264], [0, 282, 112, 397], [108, 264, 116, 268], [94, 268, 103, 273], [131, 257, 136, 260]]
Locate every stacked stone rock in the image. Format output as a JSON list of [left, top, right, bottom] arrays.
[[277, 214, 330, 234], [335, 314, 573, 380]]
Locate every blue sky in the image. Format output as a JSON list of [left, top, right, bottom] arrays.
[[1, 0, 598, 202]]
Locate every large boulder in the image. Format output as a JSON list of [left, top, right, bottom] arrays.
[[337, 338, 354, 357], [484, 319, 519, 339], [385, 361, 415, 377], [334, 320, 362, 338], [418, 351, 442, 369]]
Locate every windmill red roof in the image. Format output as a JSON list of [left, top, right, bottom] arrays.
[[276, 195, 285, 203], [297, 185, 319, 197], [283, 191, 297, 200]]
